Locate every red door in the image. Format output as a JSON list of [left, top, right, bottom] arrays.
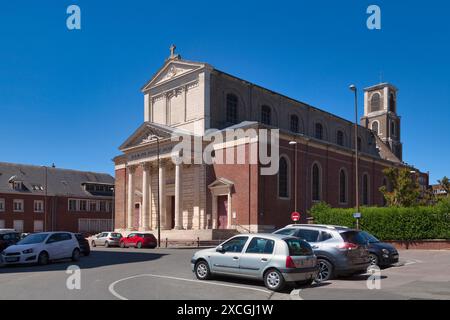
[[217, 196, 228, 229]]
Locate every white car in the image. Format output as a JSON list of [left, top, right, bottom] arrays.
[[1, 232, 81, 265]]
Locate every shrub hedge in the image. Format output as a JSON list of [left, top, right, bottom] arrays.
[[309, 199, 450, 241]]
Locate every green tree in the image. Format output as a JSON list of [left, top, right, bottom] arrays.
[[379, 167, 421, 207], [437, 176, 450, 196]]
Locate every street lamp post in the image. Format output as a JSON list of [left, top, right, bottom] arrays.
[[156, 136, 161, 248], [289, 140, 298, 212], [349, 85, 360, 229]]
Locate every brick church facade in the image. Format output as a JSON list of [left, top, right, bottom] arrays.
[[113, 47, 428, 239]]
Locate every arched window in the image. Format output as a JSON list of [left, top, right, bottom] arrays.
[[261, 105, 271, 125], [337, 130, 344, 146], [290, 115, 299, 133], [315, 123, 323, 140], [389, 93, 396, 113], [312, 163, 321, 201], [362, 174, 369, 205], [226, 94, 238, 124], [391, 121, 396, 137], [370, 93, 381, 112], [278, 157, 289, 198], [371, 121, 379, 135], [339, 169, 347, 204]]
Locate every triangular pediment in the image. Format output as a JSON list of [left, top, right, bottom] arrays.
[[141, 59, 208, 92], [119, 122, 174, 151], [208, 177, 234, 189]]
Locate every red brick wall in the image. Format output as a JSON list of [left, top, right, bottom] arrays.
[[114, 168, 126, 229], [0, 192, 113, 233], [211, 144, 259, 230]]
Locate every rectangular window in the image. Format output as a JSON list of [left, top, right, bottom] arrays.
[[89, 201, 98, 212], [13, 199, 24, 212], [34, 200, 44, 213], [13, 181, 23, 191], [68, 199, 77, 212], [13, 220, 24, 233], [79, 200, 87, 211], [0, 198, 5, 212], [34, 220, 44, 232], [99, 201, 106, 212], [0, 219, 5, 228]]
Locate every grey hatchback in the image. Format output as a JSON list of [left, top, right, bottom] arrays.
[[274, 225, 370, 282], [191, 233, 318, 292]]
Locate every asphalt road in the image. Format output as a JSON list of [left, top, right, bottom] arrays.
[[0, 247, 449, 300]]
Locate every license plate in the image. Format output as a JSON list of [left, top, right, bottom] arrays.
[[5, 257, 19, 262], [393, 254, 399, 259]]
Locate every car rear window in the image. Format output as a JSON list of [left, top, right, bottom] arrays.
[[284, 238, 313, 256], [340, 231, 367, 245], [111, 233, 122, 238]]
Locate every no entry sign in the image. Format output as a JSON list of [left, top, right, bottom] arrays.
[[291, 211, 301, 222]]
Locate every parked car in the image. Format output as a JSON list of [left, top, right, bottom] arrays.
[[191, 234, 318, 292], [91, 232, 122, 248], [75, 233, 91, 256], [1, 232, 81, 265], [359, 231, 399, 267], [273, 224, 370, 282], [0, 230, 21, 253], [120, 233, 157, 249]]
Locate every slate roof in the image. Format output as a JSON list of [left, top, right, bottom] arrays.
[[0, 162, 114, 198]]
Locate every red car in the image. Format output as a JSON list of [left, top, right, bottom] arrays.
[[120, 233, 157, 249]]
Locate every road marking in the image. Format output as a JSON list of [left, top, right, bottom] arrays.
[[290, 289, 304, 300], [404, 259, 423, 266], [108, 274, 272, 300]]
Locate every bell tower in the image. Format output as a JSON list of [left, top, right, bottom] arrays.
[[361, 83, 402, 161]]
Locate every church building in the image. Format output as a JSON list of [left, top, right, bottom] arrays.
[[113, 46, 428, 240]]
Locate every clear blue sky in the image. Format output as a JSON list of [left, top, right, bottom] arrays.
[[1, 0, 449, 183]]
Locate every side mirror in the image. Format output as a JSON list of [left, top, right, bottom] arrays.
[[216, 245, 224, 253]]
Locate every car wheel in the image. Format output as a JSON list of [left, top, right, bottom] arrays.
[[104, 241, 109, 248], [295, 278, 314, 287], [369, 253, 379, 266], [264, 269, 286, 292], [195, 260, 212, 280], [38, 251, 49, 265], [315, 259, 333, 283], [91, 241, 96, 247], [136, 242, 142, 249], [71, 248, 80, 262]]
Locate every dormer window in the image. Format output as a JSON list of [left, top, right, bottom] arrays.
[[12, 181, 23, 191]]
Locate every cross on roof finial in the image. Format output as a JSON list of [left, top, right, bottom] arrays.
[[170, 44, 176, 58]]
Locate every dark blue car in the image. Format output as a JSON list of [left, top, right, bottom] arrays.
[[360, 231, 399, 267]]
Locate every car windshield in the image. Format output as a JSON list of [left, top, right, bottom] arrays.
[[284, 238, 313, 256], [361, 231, 380, 243], [143, 234, 154, 238], [17, 233, 49, 245]]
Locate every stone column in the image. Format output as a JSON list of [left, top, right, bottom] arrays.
[[148, 165, 153, 230], [141, 163, 150, 231], [127, 165, 136, 230], [159, 160, 167, 229], [174, 162, 182, 229]]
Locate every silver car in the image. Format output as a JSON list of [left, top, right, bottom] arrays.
[[91, 232, 122, 248], [274, 224, 371, 282], [191, 233, 318, 291]]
